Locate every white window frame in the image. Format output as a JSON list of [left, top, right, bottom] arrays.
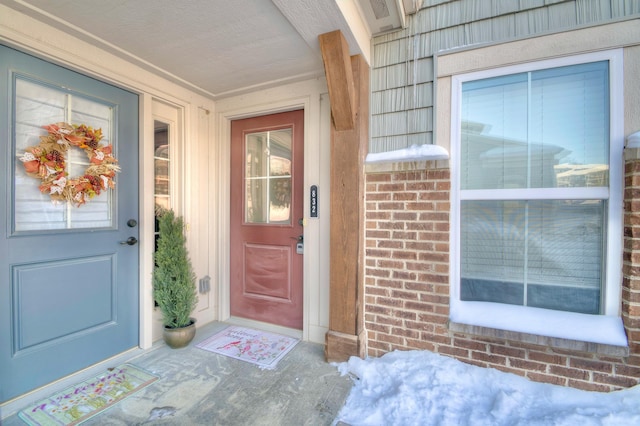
[[450, 49, 627, 347]]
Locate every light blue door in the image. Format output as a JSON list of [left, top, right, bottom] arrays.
[[0, 45, 139, 403]]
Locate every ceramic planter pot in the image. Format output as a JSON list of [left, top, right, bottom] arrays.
[[163, 319, 196, 349]]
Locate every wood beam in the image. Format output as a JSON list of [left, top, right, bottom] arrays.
[[321, 33, 369, 361], [318, 30, 355, 131]]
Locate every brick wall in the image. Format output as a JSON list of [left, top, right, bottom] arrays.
[[364, 163, 640, 391], [623, 159, 640, 373]]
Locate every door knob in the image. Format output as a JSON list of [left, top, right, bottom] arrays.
[[120, 236, 138, 245]]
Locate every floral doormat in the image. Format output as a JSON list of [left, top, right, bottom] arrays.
[[18, 364, 158, 426], [196, 325, 299, 370]]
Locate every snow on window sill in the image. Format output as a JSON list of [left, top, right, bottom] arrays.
[[626, 131, 640, 148], [365, 144, 449, 164], [450, 301, 628, 356]]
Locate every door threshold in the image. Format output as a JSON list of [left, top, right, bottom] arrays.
[[0, 346, 150, 420], [228, 316, 303, 340]]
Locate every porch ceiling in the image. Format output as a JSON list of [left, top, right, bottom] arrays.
[[0, 0, 368, 99]]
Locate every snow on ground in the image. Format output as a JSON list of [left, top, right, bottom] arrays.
[[334, 350, 640, 426]]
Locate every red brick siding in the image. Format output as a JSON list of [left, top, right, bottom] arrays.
[[363, 162, 640, 391], [624, 160, 640, 370]]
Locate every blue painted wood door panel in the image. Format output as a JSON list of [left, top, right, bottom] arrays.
[[0, 45, 139, 403]]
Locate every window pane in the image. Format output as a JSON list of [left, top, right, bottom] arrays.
[[269, 176, 291, 222], [244, 129, 292, 224], [461, 75, 529, 190], [529, 63, 609, 188], [246, 133, 268, 179], [154, 121, 170, 210], [461, 200, 604, 314], [246, 178, 267, 223], [461, 61, 609, 190], [461, 200, 527, 305]]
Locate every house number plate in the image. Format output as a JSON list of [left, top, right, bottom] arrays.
[[310, 185, 318, 218]]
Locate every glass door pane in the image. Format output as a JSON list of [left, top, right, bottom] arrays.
[[14, 77, 114, 232], [153, 120, 170, 252], [154, 121, 170, 211], [244, 129, 292, 224]]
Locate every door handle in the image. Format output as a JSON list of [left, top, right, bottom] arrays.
[[290, 235, 303, 242], [120, 236, 138, 246]]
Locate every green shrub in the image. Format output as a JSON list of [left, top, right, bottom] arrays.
[[153, 209, 197, 328]]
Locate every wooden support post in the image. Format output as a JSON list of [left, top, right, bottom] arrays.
[[318, 30, 355, 131], [319, 30, 369, 362]]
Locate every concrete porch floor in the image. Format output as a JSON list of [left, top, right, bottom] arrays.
[[3, 322, 353, 425]]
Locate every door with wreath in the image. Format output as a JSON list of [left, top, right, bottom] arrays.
[[0, 45, 139, 403]]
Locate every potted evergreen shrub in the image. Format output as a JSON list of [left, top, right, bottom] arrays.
[[153, 209, 198, 348]]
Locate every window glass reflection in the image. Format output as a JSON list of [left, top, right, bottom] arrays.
[[245, 129, 292, 224]]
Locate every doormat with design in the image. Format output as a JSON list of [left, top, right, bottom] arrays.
[[196, 325, 299, 370], [18, 364, 158, 426]]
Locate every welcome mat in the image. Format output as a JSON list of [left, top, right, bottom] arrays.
[[196, 325, 299, 370], [18, 364, 158, 426]]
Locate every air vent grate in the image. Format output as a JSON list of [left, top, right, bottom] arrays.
[[370, 0, 390, 19]]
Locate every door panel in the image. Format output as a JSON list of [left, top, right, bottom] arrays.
[[244, 244, 292, 299], [13, 255, 114, 350], [230, 110, 304, 329], [0, 45, 139, 403]]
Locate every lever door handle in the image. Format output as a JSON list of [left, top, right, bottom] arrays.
[[120, 236, 138, 246]]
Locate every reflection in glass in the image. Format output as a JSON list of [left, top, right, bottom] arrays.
[[245, 129, 292, 224], [154, 121, 170, 211], [461, 61, 609, 191], [154, 121, 170, 255]]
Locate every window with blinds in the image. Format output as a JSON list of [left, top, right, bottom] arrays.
[[457, 60, 612, 315]]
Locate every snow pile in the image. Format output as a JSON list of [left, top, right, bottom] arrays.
[[334, 350, 640, 425]]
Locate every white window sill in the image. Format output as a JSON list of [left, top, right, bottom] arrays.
[[450, 301, 628, 350]]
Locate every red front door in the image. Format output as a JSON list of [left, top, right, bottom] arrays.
[[230, 110, 304, 329]]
